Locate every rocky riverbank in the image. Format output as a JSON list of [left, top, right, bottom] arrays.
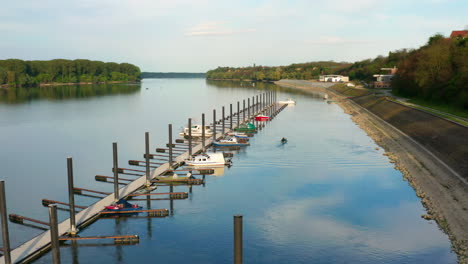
[[275, 79, 468, 264]]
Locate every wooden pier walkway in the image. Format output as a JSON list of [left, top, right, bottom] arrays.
[[0, 93, 286, 264]]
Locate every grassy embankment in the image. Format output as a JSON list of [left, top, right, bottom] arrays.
[[330, 84, 468, 126], [329, 83, 371, 97]]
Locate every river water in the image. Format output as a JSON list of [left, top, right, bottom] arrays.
[[0, 79, 456, 263]]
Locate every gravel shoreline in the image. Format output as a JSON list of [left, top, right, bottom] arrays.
[[275, 79, 468, 264]]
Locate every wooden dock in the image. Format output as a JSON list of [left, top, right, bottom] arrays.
[[0, 92, 286, 264]]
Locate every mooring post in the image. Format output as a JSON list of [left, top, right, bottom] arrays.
[[169, 185, 174, 216], [188, 118, 192, 156], [145, 132, 151, 187], [49, 204, 61, 264], [113, 142, 119, 202], [248, 98, 250, 120], [168, 124, 173, 168], [237, 101, 240, 127], [230, 104, 233, 130], [66, 157, 77, 236], [242, 99, 245, 123], [0, 180, 11, 264], [222, 106, 225, 135], [256, 95, 259, 114], [202, 113, 206, 152], [263, 93, 266, 109], [213, 109, 217, 141], [234, 215, 243, 264]]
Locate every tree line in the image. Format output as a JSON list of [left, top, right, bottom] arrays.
[[0, 59, 141, 87], [206, 33, 467, 109], [391, 34, 467, 109], [206, 61, 352, 82]]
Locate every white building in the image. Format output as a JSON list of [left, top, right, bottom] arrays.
[[319, 75, 349, 82]]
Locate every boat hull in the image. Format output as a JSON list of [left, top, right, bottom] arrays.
[[213, 142, 250, 147], [255, 116, 270, 121]]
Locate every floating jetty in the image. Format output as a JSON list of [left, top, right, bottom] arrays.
[[0, 91, 289, 264]]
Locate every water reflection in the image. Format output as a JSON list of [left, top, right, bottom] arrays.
[[206, 79, 325, 98], [0, 83, 141, 104]]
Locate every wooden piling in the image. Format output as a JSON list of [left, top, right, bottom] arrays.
[[202, 113, 206, 151], [0, 181, 11, 264], [237, 101, 240, 127], [168, 124, 173, 168], [247, 98, 250, 120], [213, 109, 216, 141], [222, 106, 225, 135], [234, 215, 243, 264], [242, 99, 245, 123], [113, 142, 119, 202], [230, 104, 233, 129], [188, 118, 192, 156], [48, 204, 61, 264], [145, 132, 151, 187], [66, 157, 77, 236]]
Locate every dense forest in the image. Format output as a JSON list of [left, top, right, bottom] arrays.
[[392, 35, 467, 108], [0, 59, 141, 87], [206, 61, 351, 81], [141, 72, 205, 78]]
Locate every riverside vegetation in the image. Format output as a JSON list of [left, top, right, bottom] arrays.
[[207, 33, 467, 110], [0, 59, 141, 87]]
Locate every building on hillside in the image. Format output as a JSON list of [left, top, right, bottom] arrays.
[[319, 75, 349, 82], [450, 30, 468, 38], [373, 66, 397, 88]]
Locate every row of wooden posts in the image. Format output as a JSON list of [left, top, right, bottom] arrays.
[[0, 90, 282, 264]]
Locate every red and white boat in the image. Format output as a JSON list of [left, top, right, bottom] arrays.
[[255, 115, 270, 121]]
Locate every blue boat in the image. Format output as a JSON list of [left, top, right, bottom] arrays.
[[228, 132, 250, 139]]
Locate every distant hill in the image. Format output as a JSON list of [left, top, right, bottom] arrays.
[[141, 72, 205, 78]]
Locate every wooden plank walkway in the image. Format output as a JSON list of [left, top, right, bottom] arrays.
[[1, 99, 281, 264]]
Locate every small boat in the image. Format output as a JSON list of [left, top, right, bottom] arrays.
[[185, 152, 229, 167], [278, 98, 296, 105], [234, 123, 256, 133], [104, 199, 142, 214], [213, 137, 250, 147], [255, 114, 270, 121], [179, 125, 213, 137], [227, 132, 250, 139], [154, 173, 196, 181]]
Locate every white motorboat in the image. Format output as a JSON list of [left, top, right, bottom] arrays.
[[278, 98, 296, 105], [213, 136, 250, 147], [185, 152, 228, 167], [179, 125, 214, 137]]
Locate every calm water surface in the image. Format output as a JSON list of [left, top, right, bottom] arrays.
[[0, 79, 456, 263]]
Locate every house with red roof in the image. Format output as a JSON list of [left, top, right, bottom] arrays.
[[450, 30, 468, 38]]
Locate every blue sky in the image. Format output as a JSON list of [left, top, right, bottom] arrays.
[[1, 0, 466, 72]]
